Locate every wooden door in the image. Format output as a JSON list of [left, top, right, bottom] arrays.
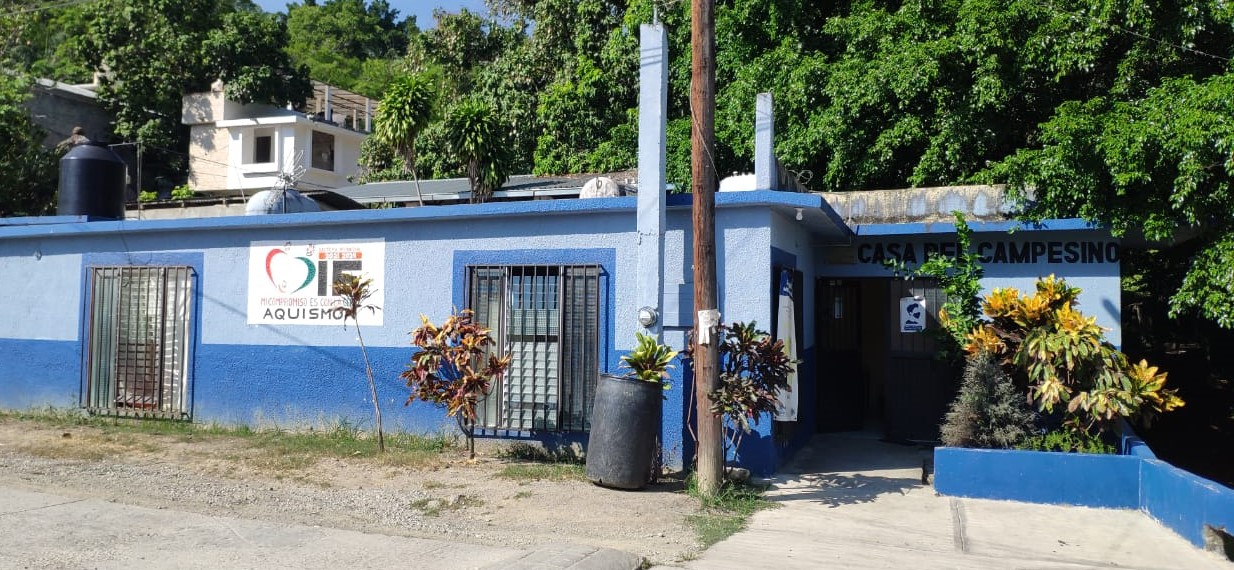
[[816, 279, 864, 432]]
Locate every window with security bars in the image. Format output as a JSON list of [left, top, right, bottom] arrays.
[[468, 264, 601, 432], [84, 266, 194, 419]]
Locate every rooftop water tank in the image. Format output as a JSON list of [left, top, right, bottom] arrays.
[[58, 144, 126, 219], [245, 189, 322, 215]]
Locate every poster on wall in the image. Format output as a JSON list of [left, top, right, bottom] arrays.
[[247, 240, 385, 326], [774, 269, 799, 421], [900, 296, 926, 333]]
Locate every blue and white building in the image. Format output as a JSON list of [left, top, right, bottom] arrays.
[[0, 25, 1121, 476]]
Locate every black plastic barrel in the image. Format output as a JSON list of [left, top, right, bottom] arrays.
[[585, 373, 663, 490], [58, 144, 126, 219]]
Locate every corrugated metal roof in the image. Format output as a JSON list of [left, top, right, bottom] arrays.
[[333, 172, 639, 204]]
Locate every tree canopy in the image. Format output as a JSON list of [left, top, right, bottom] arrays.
[[6, 0, 1234, 326]]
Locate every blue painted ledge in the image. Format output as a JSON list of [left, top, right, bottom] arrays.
[[935, 442, 1234, 551]]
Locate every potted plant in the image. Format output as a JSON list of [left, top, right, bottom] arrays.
[[585, 332, 677, 490]]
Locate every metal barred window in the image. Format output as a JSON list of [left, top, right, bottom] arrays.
[[84, 266, 194, 419], [468, 264, 601, 432]]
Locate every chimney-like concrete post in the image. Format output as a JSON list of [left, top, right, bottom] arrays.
[[637, 23, 668, 339], [755, 92, 776, 190]]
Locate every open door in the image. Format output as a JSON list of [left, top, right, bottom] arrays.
[[816, 279, 864, 432]]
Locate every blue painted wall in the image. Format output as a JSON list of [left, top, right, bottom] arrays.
[[934, 447, 1142, 508], [936, 445, 1234, 551], [0, 193, 825, 475]]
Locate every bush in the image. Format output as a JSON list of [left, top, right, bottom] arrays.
[[965, 275, 1184, 434], [1017, 428, 1116, 454], [941, 351, 1037, 448], [138, 190, 158, 202], [170, 184, 195, 200]]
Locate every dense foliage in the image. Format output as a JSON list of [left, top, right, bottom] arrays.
[[6, 0, 1234, 328], [965, 276, 1184, 433], [0, 75, 58, 217]]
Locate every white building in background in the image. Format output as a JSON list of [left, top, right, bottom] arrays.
[[181, 80, 370, 193]]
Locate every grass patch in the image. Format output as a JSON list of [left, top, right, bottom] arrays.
[[1, 408, 456, 472], [685, 476, 777, 548], [512, 490, 533, 499], [496, 463, 586, 482]]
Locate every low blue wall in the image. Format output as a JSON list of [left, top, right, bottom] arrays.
[[935, 445, 1234, 550], [1141, 459, 1234, 546], [934, 447, 1141, 508]]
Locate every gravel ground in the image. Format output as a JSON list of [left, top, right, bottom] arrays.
[[0, 419, 701, 565]]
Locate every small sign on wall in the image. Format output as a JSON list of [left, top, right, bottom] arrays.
[[247, 240, 385, 326], [900, 296, 926, 333]]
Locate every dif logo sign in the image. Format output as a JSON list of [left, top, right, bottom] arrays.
[[247, 240, 385, 326]]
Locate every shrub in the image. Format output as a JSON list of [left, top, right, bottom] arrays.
[[965, 275, 1184, 434], [170, 184, 195, 200], [138, 190, 158, 202], [688, 322, 797, 457], [1018, 428, 1116, 454], [402, 309, 511, 459], [941, 351, 1037, 448]]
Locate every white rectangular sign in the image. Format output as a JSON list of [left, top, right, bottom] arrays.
[[900, 296, 926, 333], [247, 240, 385, 326]]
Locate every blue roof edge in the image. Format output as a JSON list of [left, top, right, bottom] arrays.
[[0, 191, 839, 240]]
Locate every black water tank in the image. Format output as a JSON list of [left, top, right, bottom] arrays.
[[58, 144, 126, 219]]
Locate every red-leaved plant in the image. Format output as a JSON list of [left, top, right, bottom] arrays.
[[402, 309, 511, 459]]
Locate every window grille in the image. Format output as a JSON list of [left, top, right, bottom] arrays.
[[467, 264, 601, 432], [84, 266, 194, 419]]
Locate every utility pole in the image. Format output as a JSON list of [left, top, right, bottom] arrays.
[[691, 0, 722, 497]]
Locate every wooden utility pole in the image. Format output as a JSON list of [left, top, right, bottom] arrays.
[[691, 0, 722, 497]]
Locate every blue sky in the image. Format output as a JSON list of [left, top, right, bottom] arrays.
[[252, 1, 490, 28]]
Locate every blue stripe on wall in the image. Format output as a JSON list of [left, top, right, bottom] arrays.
[[191, 343, 453, 432], [0, 339, 82, 409]]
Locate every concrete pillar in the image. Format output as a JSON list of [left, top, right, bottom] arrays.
[[755, 92, 776, 190], [636, 23, 668, 339]]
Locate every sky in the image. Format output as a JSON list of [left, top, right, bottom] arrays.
[[252, 0, 490, 28]]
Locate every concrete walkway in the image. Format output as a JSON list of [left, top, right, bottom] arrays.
[[666, 432, 1231, 569], [0, 487, 638, 570]]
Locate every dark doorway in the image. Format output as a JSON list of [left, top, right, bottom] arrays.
[[816, 279, 864, 432], [815, 278, 959, 441]]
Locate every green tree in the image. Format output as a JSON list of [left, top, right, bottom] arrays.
[[0, 75, 58, 217], [284, 0, 411, 93], [371, 72, 439, 204], [74, 0, 310, 150], [443, 98, 511, 203]]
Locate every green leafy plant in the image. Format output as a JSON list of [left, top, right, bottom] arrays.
[[885, 211, 984, 360], [443, 97, 512, 204], [619, 332, 678, 388], [170, 184, 195, 200], [965, 275, 1184, 434], [688, 322, 797, 458], [332, 275, 384, 453], [138, 190, 158, 203], [372, 71, 439, 206], [402, 309, 511, 459], [1017, 428, 1116, 455], [940, 350, 1036, 449]]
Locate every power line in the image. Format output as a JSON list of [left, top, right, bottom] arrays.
[[1040, 0, 1231, 64]]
